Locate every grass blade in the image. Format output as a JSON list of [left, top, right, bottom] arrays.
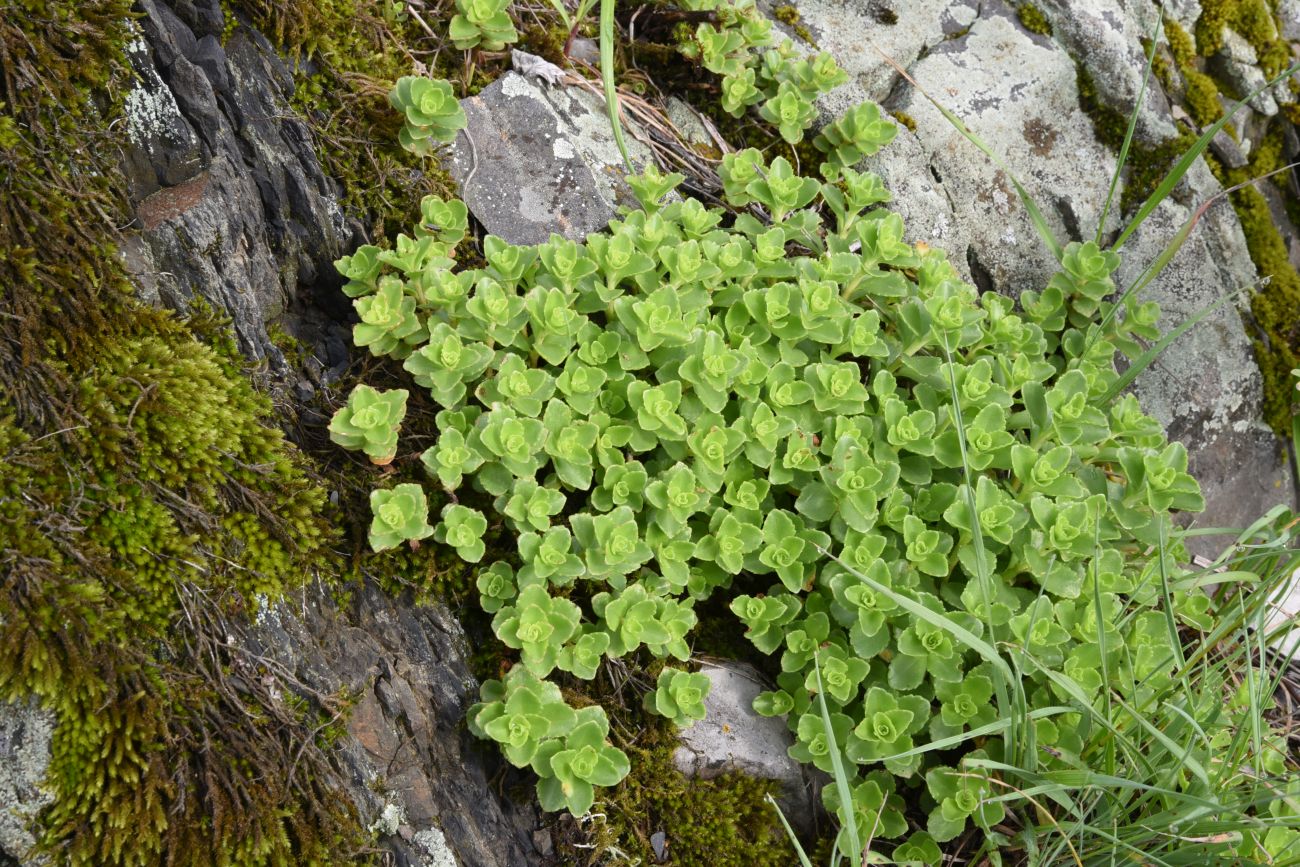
[[1113, 59, 1300, 252], [1095, 6, 1163, 242], [1098, 284, 1244, 403], [766, 795, 816, 867], [599, 0, 634, 173], [814, 652, 862, 865]]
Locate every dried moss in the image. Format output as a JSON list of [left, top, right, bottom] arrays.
[[891, 110, 918, 132], [773, 4, 816, 46]]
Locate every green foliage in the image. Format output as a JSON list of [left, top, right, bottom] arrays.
[[644, 667, 711, 727], [813, 102, 898, 171], [449, 0, 518, 51], [467, 666, 628, 815], [328, 384, 409, 465], [389, 76, 468, 156], [335, 64, 1273, 851], [678, 0, 845, 144]]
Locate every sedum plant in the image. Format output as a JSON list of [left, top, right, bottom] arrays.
[[388, 76, 467, 156], [449, 0, 518, 51], [468, 666, 629, 816], [644, 667, 711, 728], [328, 384, 408, 465], [677, 0, 847, 144], [338, 63, 1263, 851]]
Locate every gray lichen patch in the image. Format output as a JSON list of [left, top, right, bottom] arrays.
[[448, 72, 657, 245], [0, 699, 55, 863]]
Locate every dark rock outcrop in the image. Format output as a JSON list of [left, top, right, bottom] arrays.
[[247, 581, 544, 867], [120, 0, 360, 366]]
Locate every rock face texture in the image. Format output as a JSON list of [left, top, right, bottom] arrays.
[[447, 70, 657, 246], [120, 0, 359, 365], [765, 0, 1297, 554], [0, 701, 53, 864], [246, 581, 544, 867]]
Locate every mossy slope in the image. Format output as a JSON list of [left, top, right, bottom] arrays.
[[1, 2, 371, 863]]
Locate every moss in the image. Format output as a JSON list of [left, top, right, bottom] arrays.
[[772, 4, 816, 46], [891, 110, 918, 132], [554, 680, 799, 866], [1185, 68, 1226, 125], [1, 3, 374, 862], [1206, 129, 1300, 436], [1195, 0, 1289, 76], [227, 0, 467, 240], [1017, 3, 1053, 37], [1075, 64, 1198, 213]]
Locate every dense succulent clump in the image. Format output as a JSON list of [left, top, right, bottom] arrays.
[[332, 53, 1258, 848], [678, 0, 847, 143]]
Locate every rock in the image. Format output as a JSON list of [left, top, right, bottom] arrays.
[[673, 661, 822, 834], [760, 0, 981, 107], [1114, 162, 1294, 556], [1281, 0, 1300, 41], [1162, 0, 1203, 33], [891, 4, 1121, 296], [1210, 29, 1278, 117], [0, 699, 54, 864], [665, 97, 715, 151], [1209, 128, 1250, 169], [120, 0, 360, 365], [767, 0, 1296, 550], [1033, 0, 1181, 145], [245, 580, 544, 867], [448, 72, 657, 245], [860, 126, 973, 279]]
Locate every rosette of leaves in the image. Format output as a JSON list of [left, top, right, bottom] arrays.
[[369, 483, 434, 551], [388, 76, 467, 156], [469, 668, 629, 816], [644, 667, 712, 728], [813, 101, 899, 170], [449, 0, 518, 51], [341, 68, 1233, 851], [328, 385, 407, 465]]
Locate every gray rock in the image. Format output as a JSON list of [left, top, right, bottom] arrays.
[[245, 580, 544, 867], [673, 662, 822, 834], [892, 5, 1122, 296], [1210, 29, 1278, 117], [1281, 0, 1300, 41], [1115, 163, 1294, 555], [860, 126, 972, 280], [0, 699, 54, 864], [1209, 128, 1250, 169], [448, 72, 657, 245], [1033, 0, 1180, 145], [121, 0, 359, 365], [760, 0, 981, 107], [665, 97, 715, 151], [1161, 0, 1203, 34]]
